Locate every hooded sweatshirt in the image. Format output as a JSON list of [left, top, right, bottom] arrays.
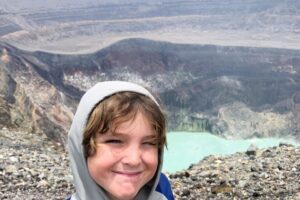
[[67, 81, 168, 200]]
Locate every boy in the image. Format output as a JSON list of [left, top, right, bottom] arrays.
[[67, 81, 173, 200]]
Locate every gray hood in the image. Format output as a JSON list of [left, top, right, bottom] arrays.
[[67, 81, 166, 200]]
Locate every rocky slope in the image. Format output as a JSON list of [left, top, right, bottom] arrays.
[[0, 128, 73, 199], [0, 39, 300, 143], [1, 128, 299, 199], [170, 143, 300, 199]]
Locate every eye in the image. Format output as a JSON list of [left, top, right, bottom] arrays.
[[142, 141, 157, 146], [105, 139, 123, 144]]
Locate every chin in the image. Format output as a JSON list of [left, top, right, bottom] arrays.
[[115, 191, 139, 200], [106, 188, 138, 200]]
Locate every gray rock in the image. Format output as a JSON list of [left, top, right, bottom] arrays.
[[5, 165, 17, 174], [246, 143, 258, 156]]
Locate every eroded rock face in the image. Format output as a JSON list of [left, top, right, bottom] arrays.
[[1, 39, 300, 143], [0, 60, 32, 129], [0, 43, 75, 144]]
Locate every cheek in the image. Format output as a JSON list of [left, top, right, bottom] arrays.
[[86, 148, 110, 181], [87, 155, 100, 179], [144, 148, 159, 170], [87, 152, 115, 189]]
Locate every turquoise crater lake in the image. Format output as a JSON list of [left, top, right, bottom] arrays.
[[163, 132, 299, 173]]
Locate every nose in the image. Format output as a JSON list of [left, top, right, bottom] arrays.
[[121, 145, 142, 166]]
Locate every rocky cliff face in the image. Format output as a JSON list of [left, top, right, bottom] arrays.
[[0, 43, 75, 144], [0, 38, 300, 143]]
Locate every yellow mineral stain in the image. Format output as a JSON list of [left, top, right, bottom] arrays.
[[0, 48, 10, 64]]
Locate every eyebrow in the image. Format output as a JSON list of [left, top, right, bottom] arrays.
[[142, 135, 157, 139], [110, 131, 157, 139]]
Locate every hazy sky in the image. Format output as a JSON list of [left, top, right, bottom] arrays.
[[0, 0, 100, 11], [0, 0, 169, 12], [1, 0, 299, 52]]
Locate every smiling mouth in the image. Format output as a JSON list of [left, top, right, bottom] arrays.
[[113, 171, 142, 177]]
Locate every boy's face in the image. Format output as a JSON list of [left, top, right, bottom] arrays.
[[87, 111, 159, 200]]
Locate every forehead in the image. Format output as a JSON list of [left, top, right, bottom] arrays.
[[111, 111, 156, 136]]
